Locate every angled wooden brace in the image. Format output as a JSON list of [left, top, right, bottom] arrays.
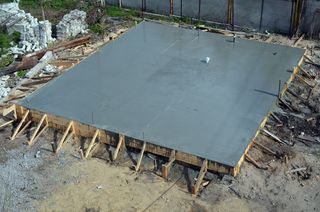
[[112, 134, 125, 161], [11, 110, 30, 140], [28, 114, 48, 145], [192, 159, 208, 195], [16, 120, 32, 138], [135, 141, 147, 172], [2, 104, 17, 120], [84, 129, 100, 158], [0, 119, 15, 129], [162, 150, 176, 180], [55, 121, 74, 153]]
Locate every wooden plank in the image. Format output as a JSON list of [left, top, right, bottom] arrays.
[[84, 129, 100, 158], [192, 159, 208, 195], [55, 121, 73, 153], [11, 110, 29, 140], [28, 114, 47, 145], [293, 34, 304, 47], [112, 134, 124, 161], [135, 141, 147, 172], [16, 120, 32, 138], [31, 125, 48, 144], [0, 119, 14, 129], [162, 150, 176, 180]]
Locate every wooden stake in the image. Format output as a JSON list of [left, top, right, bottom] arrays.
[[296, 74, 315, 88], [11, 110, 29, 140], [28, 114, 47, 145], [84, 129, 100, 158], [162, 150, 176, 180], [0, 119, 14, 129], [253, 141, 276, 156], [245, 153, 267, 170], [55, 121, 74, 153], [112, 134, 124, 161], [298, 65, 313, 79], [135, 141, 147, 172], [16, 120, 32, 138], [192, 159, 208, 195]]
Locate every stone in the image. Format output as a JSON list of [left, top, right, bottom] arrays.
[[56, 10, 88, 40]]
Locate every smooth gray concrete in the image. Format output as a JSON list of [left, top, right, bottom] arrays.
[[20, 21, 305, 167]]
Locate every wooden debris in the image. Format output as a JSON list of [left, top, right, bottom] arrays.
[[245, 153, 268, 170], [262, 129, 292, 145], [135, 141, 147, 171], [295, 74, 315, 88], [278, 97, 294, 111], [162, 150, 176, 180], [192, 159, 208, 195], [286, 167, 307, 174]]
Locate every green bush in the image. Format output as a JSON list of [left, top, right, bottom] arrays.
[[106, 5, 139, 18], [89, 23, 104, 35], [17, 70, 27, 78]]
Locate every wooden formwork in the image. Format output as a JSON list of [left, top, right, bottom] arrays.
[[1, 53, 306, 182]]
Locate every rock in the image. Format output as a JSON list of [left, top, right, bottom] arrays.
[[0, 3, 54, 55], [56, 10, 88, 40]]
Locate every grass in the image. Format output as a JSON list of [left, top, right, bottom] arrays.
[[106, 5, 139, 18], [16, 70, 27, 78], [0, 54, 14, 69]]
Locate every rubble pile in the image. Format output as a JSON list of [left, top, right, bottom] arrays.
[[0, 76, 11, 98], [56, 10, 88, 40], [0, 3, 54, 54]]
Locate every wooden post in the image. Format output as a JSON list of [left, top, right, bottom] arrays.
[[162, 150, 176, 180], [55, 121, 74, 153], [112, 134, 124, 161], [192, 159, 208, 195], [170, 0, 173, 15], [28, 114, 48, 145], [84, 129, 100, 158], [135, 141, 147, 172], [11, 110, 29, 140], [3, 104, 17, 119]]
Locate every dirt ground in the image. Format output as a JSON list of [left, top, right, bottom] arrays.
[[0, 20, 320, 212]]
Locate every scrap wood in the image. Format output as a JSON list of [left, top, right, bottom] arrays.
[[286, 167, 307, 174], [262, 129, 293, 146], [291, 164, 311, 179], [245, 153, 268, 170], [293, 34, 304, 47], [21, 78, 52, 87], [0, 35, 91, 77], [4, 93, 27, 103], [297, 134, 320, 144], [295, 74, 315, 88]]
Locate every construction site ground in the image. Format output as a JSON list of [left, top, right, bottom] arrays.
[[0, 19, 320, 212]]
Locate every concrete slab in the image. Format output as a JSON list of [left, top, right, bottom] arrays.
[[20, 21, 305, 167]]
